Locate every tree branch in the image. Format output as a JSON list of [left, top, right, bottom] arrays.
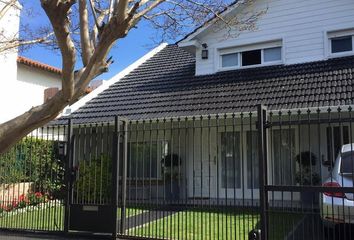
[[0, 0, 264, 155], [79, 0, 93, 66], [0, 32, 54, 53], [0, 0, 18, 19], [41, 0, 76, 101], [115, 0, 129, 22]]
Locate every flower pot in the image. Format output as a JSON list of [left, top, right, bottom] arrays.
[[165, 180, 180, 201]]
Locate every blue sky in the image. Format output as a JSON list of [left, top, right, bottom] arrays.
[[19, 1, 168, 80]]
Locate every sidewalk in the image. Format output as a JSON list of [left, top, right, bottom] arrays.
[[0, 232, 114, 240]]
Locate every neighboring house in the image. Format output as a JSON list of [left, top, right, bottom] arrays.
[[0, 56, 63, 125], [0, 1, 62, 124], [58, 0, 354, 203]]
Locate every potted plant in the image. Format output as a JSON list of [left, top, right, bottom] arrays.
[[295, 151, 321, 204], [161, 154, 181, 200]]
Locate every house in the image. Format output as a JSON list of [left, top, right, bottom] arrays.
[[57, 0, 354, 204], [0, 1, 63, 124]]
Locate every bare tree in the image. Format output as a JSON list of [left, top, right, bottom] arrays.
[[0, 0, 263, 154], [0, 0, 54, 53]]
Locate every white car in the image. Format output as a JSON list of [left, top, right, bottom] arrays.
[[320, 143, 354, 227]]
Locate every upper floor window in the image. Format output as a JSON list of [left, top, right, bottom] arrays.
[[331, 36, 353, 54], [328, 29, 354, 56], [219, 41, 282, 70], [221, 53, 239, 68]]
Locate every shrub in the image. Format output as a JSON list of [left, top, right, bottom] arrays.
[[295, 151, 317, 166], [0, 137, 65, 199], [295, 151, 320, 185], [74, 155, 112, 203], [0, 192, 47, 213]]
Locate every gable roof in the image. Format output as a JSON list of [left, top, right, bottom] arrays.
[[55, 44, 354, 124], [17, 56, 62, 75], [62, 43, 167, 116], [178, 0, 240, 43]]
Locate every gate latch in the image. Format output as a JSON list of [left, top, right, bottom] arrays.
[[249, 229, 261, 240], [71, 165, 79, 182]]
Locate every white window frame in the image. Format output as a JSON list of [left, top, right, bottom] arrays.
[[220, 51, 240, 69], [218, 40, 283, 72], [327, 29, 354, 58]]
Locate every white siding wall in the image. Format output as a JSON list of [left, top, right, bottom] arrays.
[[0, 2, 20, 122], [191, 0, 354, 75]]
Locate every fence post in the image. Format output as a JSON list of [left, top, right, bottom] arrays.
[[258, 105, 268, 240], [120, 120, 128, 234], [64, 118, 73, 234]]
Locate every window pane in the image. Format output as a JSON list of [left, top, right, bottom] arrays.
[[221, 132, 241, 188], [221, 53, 238, 68], [331, 36, 353, 53], [128, 141, 167, 178], [264, 47, 282, 62], [272, 129, 295, 185], [247, 131, 259, 189], [242, 50, 261, 66], [326, 126, 349, 163], [340, 151, 354, 174]]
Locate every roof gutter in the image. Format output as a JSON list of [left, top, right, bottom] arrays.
[[118, 104, 354, 124]]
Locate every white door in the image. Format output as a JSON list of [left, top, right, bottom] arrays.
[[219, 131, 243, 199], [244, 131, 259, 199], [218, 130, 259, 200], [192, 128, 217, 198]]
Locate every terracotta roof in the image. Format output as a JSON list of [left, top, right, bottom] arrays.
[[54, 44, 354, 124], [17, 56, 62, 75]]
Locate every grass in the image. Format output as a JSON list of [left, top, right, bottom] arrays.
[[0, 204, 64, 231], [0, 205, 304, 239], [0, 204, 145, 231], [128, 209, 304, 240], [118, 207, 146, 219]]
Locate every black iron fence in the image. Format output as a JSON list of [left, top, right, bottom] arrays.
[[0, 105, 353, 240], [0, 126, 66, 232]]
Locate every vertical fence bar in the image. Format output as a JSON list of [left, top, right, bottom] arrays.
[[257, 105, 268, 240], [112, 117, 119, 239], [64, 119, 72, 234], [120, 120, 128, 234]]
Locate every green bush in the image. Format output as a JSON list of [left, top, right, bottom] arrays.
[[0, 137, 65, 199], [74, 155, 112, 203]]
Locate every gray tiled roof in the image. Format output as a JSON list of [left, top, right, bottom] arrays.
[[58, 44, 354, 123]]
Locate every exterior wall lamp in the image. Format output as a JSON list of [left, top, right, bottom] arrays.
[[201, 43, 208, 59]]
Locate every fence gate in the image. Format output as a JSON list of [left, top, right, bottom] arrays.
[[2, 105, 354, 240], [259, 105, 354, 240], [65, 117, 127, 238]]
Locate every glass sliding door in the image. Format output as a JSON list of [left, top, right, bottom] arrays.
[[220, 132, 241, 194], [272, 129, 296, 185], [247, 131, 259, 192], [128, 141, 169, 179], [220, 130, 260, 199]]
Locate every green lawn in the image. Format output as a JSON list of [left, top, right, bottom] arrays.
[[0, 204, 145, 231], [118, 207, 146, 219], [0, 205, 64, 231], [0, 205, 303, 240], [128, 210, 304, 240]]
